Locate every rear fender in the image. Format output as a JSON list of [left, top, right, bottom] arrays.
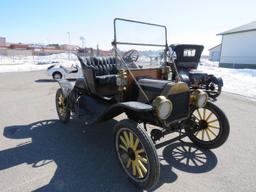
[[51, 68, 65, 76], [57, 79, 74, 97], [209, 76, 223, 87]]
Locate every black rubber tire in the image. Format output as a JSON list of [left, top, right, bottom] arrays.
[[206, 81, 222, 99], [114, 119, 160, 190], [53, 72, 62, 80], [186, 102, 230, 149], [55, 88, 70, 123]]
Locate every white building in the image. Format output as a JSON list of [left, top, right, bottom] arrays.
[[218, 21, 256, 69], [0, 37, 6, 46], [209, 44, 221, 61]]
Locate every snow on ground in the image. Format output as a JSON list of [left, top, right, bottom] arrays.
[[0, 53, 79, 73], [0, 54, 255, 99], [199, 59, 256, 99]]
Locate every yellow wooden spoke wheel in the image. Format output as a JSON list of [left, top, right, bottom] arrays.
[[192, 107, 220, 142], [117, 129, 149, 179], [186, 102, 230, 149], [114, 119, 159, 190], [55, 88, 70, 123]]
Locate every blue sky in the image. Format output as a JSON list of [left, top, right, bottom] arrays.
[[0, 0, 255, 54]]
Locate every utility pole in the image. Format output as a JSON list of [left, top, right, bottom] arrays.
[[67, 32, 71, 60], [96, 43, 100, 56], [80, 36, 86, 56]]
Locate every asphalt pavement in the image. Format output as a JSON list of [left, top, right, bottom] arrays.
[[0, 71, 255, 192]]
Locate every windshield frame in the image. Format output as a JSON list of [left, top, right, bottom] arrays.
[[112, 18, 169, 66]]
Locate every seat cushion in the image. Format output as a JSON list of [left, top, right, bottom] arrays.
[[95, 74, 117, 85]]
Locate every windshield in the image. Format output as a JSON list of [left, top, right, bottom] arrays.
[[113, 18, 168, 69], [116, 46, 165, 69]]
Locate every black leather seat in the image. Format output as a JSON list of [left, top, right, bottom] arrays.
[[93, 57, 118, 86], [78, 56, 119, 97]]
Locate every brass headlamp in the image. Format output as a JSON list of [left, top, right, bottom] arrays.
[[152, 96, 173, 120], [190, 89, 208, 108]]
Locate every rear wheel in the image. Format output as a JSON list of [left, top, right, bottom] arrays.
[[56, 88, 70, 123], [186, 102, 229, 149], [114, 119, 160, 190], [53, 72, 62, 80]]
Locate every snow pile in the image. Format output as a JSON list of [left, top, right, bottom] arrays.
[[0, 53, 79, 73], [200, 58, 219, 67], [36, 53, 78, 64], [199, 60, 256, 99], [0, 53, 78, 65]]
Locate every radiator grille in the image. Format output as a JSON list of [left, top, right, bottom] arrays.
[[167, 92, 190, 123]]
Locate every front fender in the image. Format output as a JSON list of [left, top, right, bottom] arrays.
[[96, 101, 154, 123]]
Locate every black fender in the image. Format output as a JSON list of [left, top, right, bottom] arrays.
[[56, 79, 74, 97], [208, 75, 223, 87], [67, 94, 154, 125], [96, 101, 154, 123]]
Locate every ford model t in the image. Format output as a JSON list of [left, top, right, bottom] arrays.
[[169, 44, 223, 99], [55, 18, 229, 190]]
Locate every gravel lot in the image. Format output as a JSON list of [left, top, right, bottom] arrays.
[[0, 71, 256, 192]]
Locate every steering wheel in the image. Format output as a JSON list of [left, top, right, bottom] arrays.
[[122, 49, 139, 63]]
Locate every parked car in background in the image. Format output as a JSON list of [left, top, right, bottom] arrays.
[[47, 63, 83, 80], [169, 44, 223, 99]]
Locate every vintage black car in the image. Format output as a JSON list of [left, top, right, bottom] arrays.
[[169, 44, 223, 99], [55, 18, 229, 190]]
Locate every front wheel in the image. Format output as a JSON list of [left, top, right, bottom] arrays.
[[185, 102, 230, 149], [114, 119, 160, 190], [206, 81, 222, 99]]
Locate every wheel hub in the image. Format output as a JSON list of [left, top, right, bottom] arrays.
[[58, 95, 65, 106], [210, 84, 215, 90], [199, 120, 208, 129], [127, 148, 136, 160]]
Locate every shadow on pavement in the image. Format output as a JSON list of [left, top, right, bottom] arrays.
[[35, 79, 56, 83], [2, 120, 140, 192], [35, 79, 76, 83], [162, 142, 217, 173], [1, 120, 217, 191], [150, 142, 217, 190]]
